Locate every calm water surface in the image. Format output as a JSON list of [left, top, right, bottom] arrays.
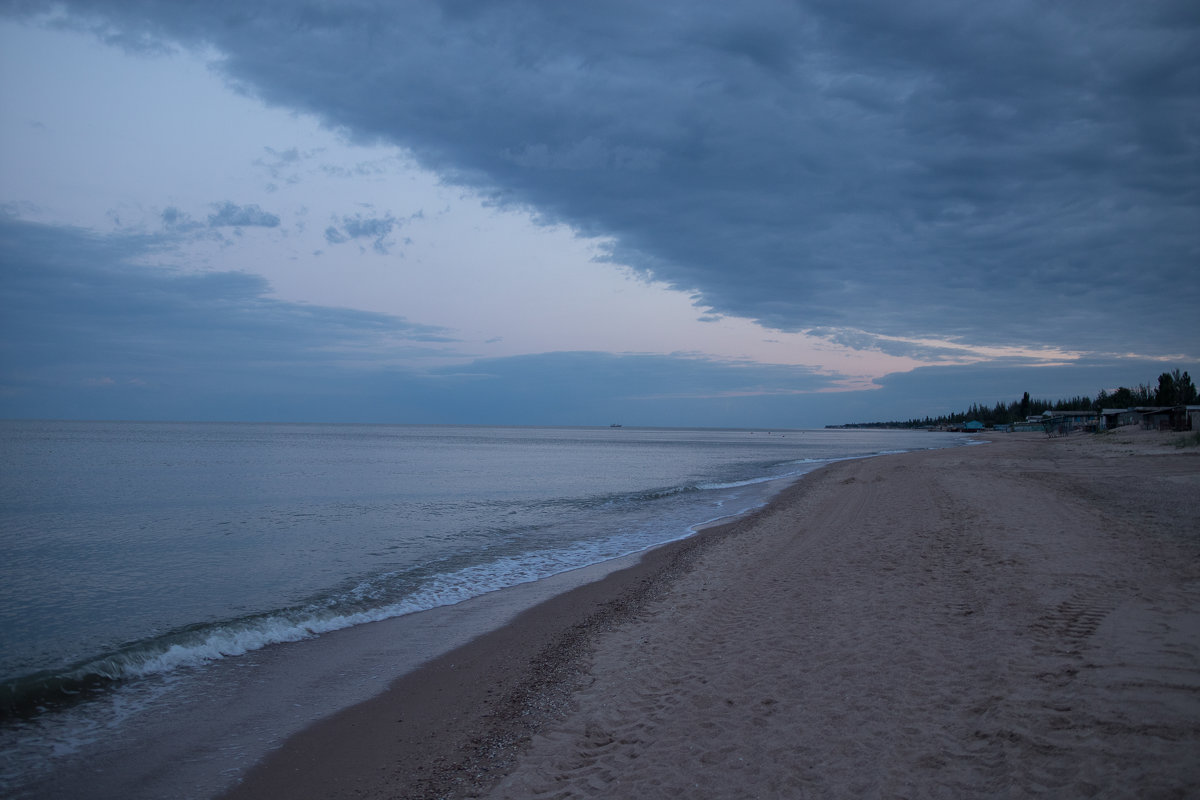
[[0, 421, 970, 793]]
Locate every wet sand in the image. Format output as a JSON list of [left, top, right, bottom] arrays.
[[226, 430, 1200, 799]]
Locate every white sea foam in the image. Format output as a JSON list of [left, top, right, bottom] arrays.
[[84, 527, 706, 684], [2, 425, 978, 799], [3, 425, 973, 723]]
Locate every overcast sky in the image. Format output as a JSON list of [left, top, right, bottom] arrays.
[[1, 1, 1196, 427]]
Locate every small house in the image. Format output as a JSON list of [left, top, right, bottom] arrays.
[[1142, 406, 1194, 432], [1098, 408, 1140, 430]]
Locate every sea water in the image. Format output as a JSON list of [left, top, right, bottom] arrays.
[[0, 421, 969, 795]]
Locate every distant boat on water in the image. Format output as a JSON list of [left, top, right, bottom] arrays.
[[610, 423, 623, 428]]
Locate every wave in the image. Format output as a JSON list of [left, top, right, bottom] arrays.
[[506, 445, 918, 514], [2, 437, 965, 720], [1, 518, 700, 719]]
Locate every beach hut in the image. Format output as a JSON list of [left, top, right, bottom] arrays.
[[1036, 411, 1098, 436], [1099, 408, 1140, 430], [964, 420, 985, 431], [1142, 406, 1193, 432]]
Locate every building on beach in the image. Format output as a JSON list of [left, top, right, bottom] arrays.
[[1018, 410, 1099, 436], [1140, 406, 1198, 432], [1096, 406, 1198, 432], [1098, 408, 1143, 430]]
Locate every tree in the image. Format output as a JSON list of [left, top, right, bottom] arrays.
[[1179, 371, 1197, 405], [1156, 371, 1177, 405], [835, 366, 1193, 427], [1158, 369, 1197, 406], [1109, 387, 1135, 408]]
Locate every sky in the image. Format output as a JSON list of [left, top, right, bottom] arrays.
[[1, 1, 1197, 428]]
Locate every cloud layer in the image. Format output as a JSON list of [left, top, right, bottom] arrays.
[[0, 216, 853, 424], [13, 0, 1195, 359], [0, 214, 1188, 426], [0, 216, 450, 415]]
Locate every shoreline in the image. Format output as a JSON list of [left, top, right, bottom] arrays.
[[6, 520, 738, 800], [8, 436, 940, 800], [221, 497, 762, 800], [225, 430, 1199, 798]]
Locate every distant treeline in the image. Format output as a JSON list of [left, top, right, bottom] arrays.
[[832, 369, 1197, 429]]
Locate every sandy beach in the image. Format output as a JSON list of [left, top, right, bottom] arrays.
[[226, 430, 1200, 799]]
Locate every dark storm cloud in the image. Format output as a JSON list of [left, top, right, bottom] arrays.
[[8, 0, 1199, 355], [206, 201, 280, 228]]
